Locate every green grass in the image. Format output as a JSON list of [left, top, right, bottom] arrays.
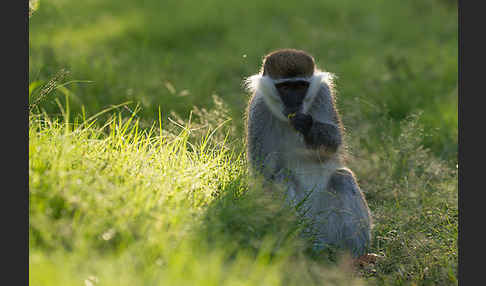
[[29, 108, 457, 285], [29, 0, 457, 285], [29, 110, 366, 285]]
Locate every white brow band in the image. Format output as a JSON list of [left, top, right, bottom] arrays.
[[272, 77, 312, 84]]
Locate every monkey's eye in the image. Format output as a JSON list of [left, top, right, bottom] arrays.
[[275, 81, 309, 90], [275, 82, 290, 90], [275, 81, 310, 95], [294, 81, 310, 89]]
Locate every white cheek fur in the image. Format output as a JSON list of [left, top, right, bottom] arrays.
[[259, 77, 289, 122], [302, 71, 335, 114], [245, 74, 289, 122]]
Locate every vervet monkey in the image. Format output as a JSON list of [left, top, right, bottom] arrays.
[[244, 49, 372, 258]]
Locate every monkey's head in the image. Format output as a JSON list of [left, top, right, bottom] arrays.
[[262, 49, 315, 79], [262, 49, 315, 116], [245, 49, 334, 122]]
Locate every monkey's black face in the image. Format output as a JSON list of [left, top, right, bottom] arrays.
[[275, 80, 310, 116]]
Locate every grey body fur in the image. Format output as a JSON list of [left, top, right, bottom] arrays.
[[245, 68, 371, 257]]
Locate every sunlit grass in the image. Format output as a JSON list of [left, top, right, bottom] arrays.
[[29, 102, 457, 285], [29, 108, 371, 285]]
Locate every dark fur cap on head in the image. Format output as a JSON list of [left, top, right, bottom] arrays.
[[262, 49, 315, 79]]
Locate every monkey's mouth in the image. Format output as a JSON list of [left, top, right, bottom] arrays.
[[283, 106, 301, 117]]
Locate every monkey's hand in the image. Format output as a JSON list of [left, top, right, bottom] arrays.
[[288, 112, 313, 135], [303, 121, 342, 152]]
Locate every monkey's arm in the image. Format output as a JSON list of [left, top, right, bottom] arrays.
[[289, 113, 342, 151], [246, 95, 285, 181], [290, 84, 343, 151]]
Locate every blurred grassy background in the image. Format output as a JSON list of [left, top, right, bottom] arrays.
[[29, 0, 457, 162]]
